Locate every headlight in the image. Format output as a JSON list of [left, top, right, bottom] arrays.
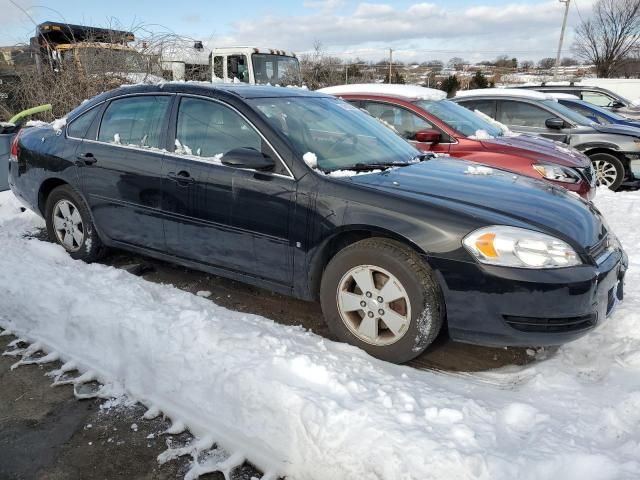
[[533, 164, 581, 183], [463, 226, 581, 268]]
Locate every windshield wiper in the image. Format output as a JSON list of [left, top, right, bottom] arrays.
[[326, 156, 432, 173], [348, 161, 411, 171], [409, 152, 435, 163]]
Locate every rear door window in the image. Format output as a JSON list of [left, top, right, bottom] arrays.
[[361, 101, 434, 141], [98, 96, 171, 148], [497, 100, 551, 128], [458, 99, 496, 118]]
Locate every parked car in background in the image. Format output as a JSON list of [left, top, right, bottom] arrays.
[[518, 84, 640, 120], [454, 89, 640, 190], [9, 84, 626, 363], [319, 84, 595, 199], [550, 93, 640, 129]]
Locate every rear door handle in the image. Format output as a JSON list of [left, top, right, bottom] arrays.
[[167, 170, 195, 185], [76, 153, 97, 166]]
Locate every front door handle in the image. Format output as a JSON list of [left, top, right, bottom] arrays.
[[167, 171, 195, 185], [76, 153, 97, 166]]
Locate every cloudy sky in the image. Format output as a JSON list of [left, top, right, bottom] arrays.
[[0, 0, 595, 63]]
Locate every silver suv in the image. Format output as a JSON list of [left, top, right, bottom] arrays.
[[454, 89, 640, 191]]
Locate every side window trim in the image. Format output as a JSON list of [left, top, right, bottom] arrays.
[[94, 93, 175, 149], [166, 94, 295, 180], [360, 99, 456, 144], [65, 102, 105, 141]]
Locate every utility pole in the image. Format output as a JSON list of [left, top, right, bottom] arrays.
[[389, 49, 393, 84], [345, 64, 348, 84], [554, 0, 571, 80]]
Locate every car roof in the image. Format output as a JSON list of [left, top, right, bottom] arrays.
[[520, 84, 609, 93], [116, 82, 326, 99], [546, 92, 580, 100], [318, 83, 447, 101], [70, 82, 330, 119], [455, 88, 554, 101]]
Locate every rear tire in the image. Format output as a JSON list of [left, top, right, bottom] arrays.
[[320, 238, 444, 364], [590, 152, 625, 191], [45, 185, 105, 262]]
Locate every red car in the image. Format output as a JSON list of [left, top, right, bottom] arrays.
[[319, 84, 595, 199]]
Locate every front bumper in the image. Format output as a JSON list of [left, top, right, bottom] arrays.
[[431, 248, 627, 347]]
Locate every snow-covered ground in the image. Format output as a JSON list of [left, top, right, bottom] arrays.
[[1, 189, 639, 480]]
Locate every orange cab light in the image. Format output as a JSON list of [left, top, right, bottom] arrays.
[[476, 233, 498, 258]]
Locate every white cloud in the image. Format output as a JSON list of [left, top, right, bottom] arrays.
[[0, 0, 34, 25], [215, 0, 597, 62]]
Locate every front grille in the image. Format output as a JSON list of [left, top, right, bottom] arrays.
[[504, 314, 596, 333], [577, 165, 596, 186]]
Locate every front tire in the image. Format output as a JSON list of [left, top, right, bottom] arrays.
[[590, 152, 625, 191], [45, 185, 104, 262], [320, 238, 444, 363]]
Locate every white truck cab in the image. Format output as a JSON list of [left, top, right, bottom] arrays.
[[211, 47, 301, 86]]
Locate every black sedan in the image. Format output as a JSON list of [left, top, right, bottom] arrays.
[[8, 83, 627, 363]]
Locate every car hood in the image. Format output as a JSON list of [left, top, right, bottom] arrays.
[[591, 122, 640, 137], [348, 158, 606, 249], [479, 134, 591, 168]]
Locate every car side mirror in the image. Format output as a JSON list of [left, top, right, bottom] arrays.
[[612, 101, 625, 109], [415, 129, 441, 143], [221, 148, 275, 171], [545, 117, 565, 130]]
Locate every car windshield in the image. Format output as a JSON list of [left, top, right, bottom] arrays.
[[541, 99, 595, 126], [416, 99, 503, 138], [575, 100, 629, 121], [252, 54, 301, 86], [250, 97, 421, 172]]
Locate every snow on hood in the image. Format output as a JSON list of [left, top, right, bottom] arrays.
[[473, 109, 519, 137], [468, 129, 494, 140], [302, 152, 318, 168], [51, 117, 67, 133], [318, 83, 447, 101]]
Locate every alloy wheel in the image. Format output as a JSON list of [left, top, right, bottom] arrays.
[[52, 199, 85, 252], [336, 265, 411, 346], [593, 159, 619, 187]]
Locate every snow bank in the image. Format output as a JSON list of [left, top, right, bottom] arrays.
[[1, 189, 640, 479]]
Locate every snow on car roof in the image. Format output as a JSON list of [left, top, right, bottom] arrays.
[[318, 83, 447, 101], [455, 88, 552, 100]]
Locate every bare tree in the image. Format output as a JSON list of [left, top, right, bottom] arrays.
[[538, 57, 556, 70], [573, 0, 640, 78], [447, 57, 466, 71], [520, 60, 535, 71], [560, 56, 579, 66]]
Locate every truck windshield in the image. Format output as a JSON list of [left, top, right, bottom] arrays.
[[252, 54, 301, 86], [75, 47, 148, 74], [416, 99, 503, 138], [250, 97, 420, 172]]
